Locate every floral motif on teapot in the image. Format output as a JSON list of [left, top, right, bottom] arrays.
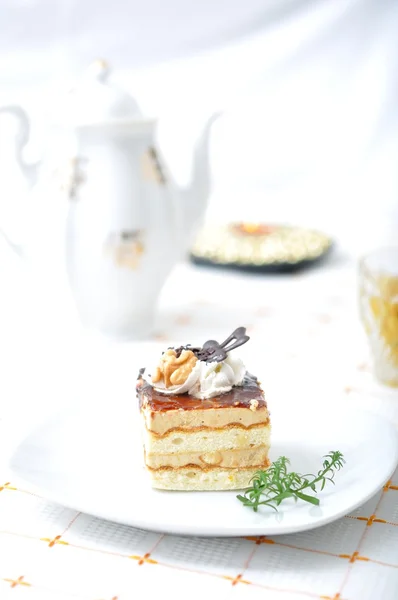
[[141, 146, 166, 185], [104, 229, 145, 270]]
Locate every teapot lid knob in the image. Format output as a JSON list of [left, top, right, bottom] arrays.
[[56, 58, 148, 128], [87, 58, 111, 82]]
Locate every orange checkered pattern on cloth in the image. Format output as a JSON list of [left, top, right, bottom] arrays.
[[1, 262, 398, 600], [0, 476, 398, 600]]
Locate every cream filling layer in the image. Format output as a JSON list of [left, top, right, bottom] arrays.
[[145, 444, 270, 469], [142, 405, 269, 436]]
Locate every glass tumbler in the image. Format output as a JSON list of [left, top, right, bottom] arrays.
[[359, 247, 398, 387]]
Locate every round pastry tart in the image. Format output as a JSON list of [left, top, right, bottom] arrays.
[[190, 223, 333, 273]]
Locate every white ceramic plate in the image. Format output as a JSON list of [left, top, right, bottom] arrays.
[[8, 393, 398, 537]]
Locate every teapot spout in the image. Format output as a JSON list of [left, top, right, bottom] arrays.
[[0, 105, 40, 187], [182, 111, 221, 231]]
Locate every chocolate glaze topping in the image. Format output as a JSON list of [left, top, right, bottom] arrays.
[[137, 372, 266, 412]]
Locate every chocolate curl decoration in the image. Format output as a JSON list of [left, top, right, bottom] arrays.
[[196, 327, 250, 362]]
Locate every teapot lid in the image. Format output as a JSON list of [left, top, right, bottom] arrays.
[[60, 59, 149, 128]]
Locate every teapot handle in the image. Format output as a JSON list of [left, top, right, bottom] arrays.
[[0, 105, 41, 260], [0, 105, 40, 187]]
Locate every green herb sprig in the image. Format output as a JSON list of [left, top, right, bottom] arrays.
[[237, 451, 345, 512]]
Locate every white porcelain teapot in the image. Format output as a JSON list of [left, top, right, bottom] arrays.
[[0, 60, 218, 339]]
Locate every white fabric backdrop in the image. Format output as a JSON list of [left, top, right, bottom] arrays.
[[0, 0, 397, 257]]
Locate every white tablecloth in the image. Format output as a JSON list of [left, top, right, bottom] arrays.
[[0, 241, 397, 600]]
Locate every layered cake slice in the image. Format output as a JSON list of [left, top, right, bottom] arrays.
[[137, 327, 271, 491]]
